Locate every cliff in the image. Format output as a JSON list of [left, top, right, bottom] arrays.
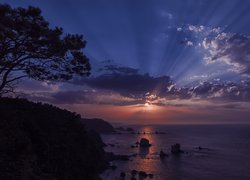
[[0, 98, 107, 180], [82, 118, 115, 133]]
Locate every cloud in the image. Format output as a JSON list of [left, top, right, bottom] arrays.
[[73, 64, 173, 98], [19, 61, 250, 108], [18, 79, 61, 93], [202, 33, 250, 76], [176, 24, 250, 77], [64, 64, 250, 108], [177, 27, 182, 31], [23, 77, 250, 109], [159, 10, 173, 19], [189, 80, 250, 102], [188, 25, 204, 33], [186, 41, 194, 46], [26, 90, 144, 106], [180, 38, 194, 46]]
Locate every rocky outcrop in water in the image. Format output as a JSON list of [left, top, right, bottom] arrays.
[[160, 150, 168, 158], [139, 138, 151, 147], [171, 143, 184, 154]]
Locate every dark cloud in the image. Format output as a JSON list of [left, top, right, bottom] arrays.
[[22, 63, 250, 106], [189, 80, 250, 101], [97, 64, 139, 75], [69, 64, 250, 106], [203, 33, 250, 76], [26, 90, 144, 106], [73, 64, 173, 97], [24, 79, 250, 107]]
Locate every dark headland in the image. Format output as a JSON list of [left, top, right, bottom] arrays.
[[0, 97, 115, 179]]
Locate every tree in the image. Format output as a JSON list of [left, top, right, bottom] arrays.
[[0, 4, 91, 95]]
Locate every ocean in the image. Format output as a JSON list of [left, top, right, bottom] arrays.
[[100, 124, 250, 180]]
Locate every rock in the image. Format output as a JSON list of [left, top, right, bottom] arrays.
[[120, 172, 126, 177], [131, 170, 138, 176], [195, 146, 211, 151], [155, 131, 166, 134], [139, 138, 151, 147], [105, 152, 130, 161], [81, 118, 115, 133], [160, 150, 168, 158], [116, 127, 126, 131], [171, 143, 184, 154], [148, 173, 154, 178], [126, 127, 134, 132], [114, 154, 130, 161], [139, 171, 147, 178]]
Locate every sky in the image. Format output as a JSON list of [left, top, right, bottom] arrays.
[[2, 0, 250, 124]]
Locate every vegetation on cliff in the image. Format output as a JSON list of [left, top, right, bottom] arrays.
[[82, 118, 115, 133], [0, 98, 107, 179]]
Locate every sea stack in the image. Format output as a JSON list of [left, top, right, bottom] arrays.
[[171, 143, 184, 154], [139, 138, 151, 147]]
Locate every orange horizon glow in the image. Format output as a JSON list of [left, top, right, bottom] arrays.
[[57, 102, 250, 124]]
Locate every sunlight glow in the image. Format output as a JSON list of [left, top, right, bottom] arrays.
[[145, 102, 150, 107]]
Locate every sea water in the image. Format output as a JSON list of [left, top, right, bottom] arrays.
[[101, 124, 250, 180]]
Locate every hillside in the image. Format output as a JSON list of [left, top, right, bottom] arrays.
[[82, 118, 115, 133], [0, 98, 107, 180]]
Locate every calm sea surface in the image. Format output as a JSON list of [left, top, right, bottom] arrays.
[[101, 124, 250, 180]]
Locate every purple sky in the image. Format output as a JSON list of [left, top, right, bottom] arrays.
[[3, 0, 250, 124]]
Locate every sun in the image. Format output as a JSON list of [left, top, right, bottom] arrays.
[[142, 102, 156, 111], [144, 102, 150, 107]]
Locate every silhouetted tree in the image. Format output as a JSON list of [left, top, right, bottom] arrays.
[[0, 4, 91, 95]]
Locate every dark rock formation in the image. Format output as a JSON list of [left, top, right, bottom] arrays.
[[131, 170, 138, 177], [155, 131, 166, 134], [116, 126, 125, 131], [139, 138, 151, 147], [130, 169, 153, 179], [139, 171, 147, 178], [81, 118, 115, 133], [148, 173, 154, 178], [126, 127, 134, 132], [160, 150, 168, 158], [171, 143, 184, 154], [105, 152, 130, 161]]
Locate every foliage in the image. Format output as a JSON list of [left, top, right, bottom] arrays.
[[0, 98, 107, 179], [0, 4, 91, 95]]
